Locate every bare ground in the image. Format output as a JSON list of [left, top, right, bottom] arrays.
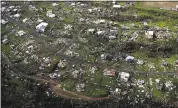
[[142, 2, 178, 9]]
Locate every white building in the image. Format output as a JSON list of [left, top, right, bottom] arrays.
[[22, 18, 28, 23], [52, 3, 58, 7], [88, 9, 92, 13], [36, 22, 48, 32], [125, 56, 135, 62], [112, 0, 116, 4], [37, 18, 43, 23], [120, 72, 130, 82], [108, 35, 116, 39], [145, 31, 154, 39], [87, 28, 95, 34], [113, 5, 121, 8], [2, 39, 9, 45], [93, 19, 106, 24], [71, 3, 76, 6], [13, 13, 20, 18]]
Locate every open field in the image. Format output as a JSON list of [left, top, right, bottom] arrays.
[[142, 2, 178, 8]]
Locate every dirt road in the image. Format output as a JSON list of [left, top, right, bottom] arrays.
[[29, 75, 110, 101]]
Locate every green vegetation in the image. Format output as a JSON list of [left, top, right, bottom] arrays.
[[61, 79, 76, 91], [2, 1, 178, 107]]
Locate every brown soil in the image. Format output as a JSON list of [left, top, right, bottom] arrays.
[[29, 75, 110, 101], [142, 2, 178, 9]]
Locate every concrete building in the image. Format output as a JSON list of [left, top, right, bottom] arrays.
[[36, 22, 48, 32]]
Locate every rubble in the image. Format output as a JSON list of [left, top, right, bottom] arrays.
[[57, 59, 68, 68], [103, 68, 116, 76], [2, 39, 9, 45], [1, 1, 178, 103], [64, 24, 73, 30], [52, 3, 58, 7], [76, 83, 85, 92], [120, 72, 130, 82], [110, 29, 118, 35], [112, 0, 116, 4], [1, 7, 6, 12], [87, 28, 95, 34], [161, 60, 168, 67], [9, 5, 15, 9], [137, 79, 145, 88], [46, 10, 56, 18], [155, 79, 163, 90], [1, 19, 8, 25], [88, 9, 92, 13], [71, 3, 76, 6], [165, 81, 175, 91], [90, 67, 96, 74], [132, 13, 138, 18], [156, 31, 172, 39], [143, 22, 148, 26], [121, 25, 130, 30], [93, 19, 106, 24], [13, 8, 18, 12], [149, 78, 153, 86], [49, 73, 60, 79], [101, 54, 106, 60], [17, 30, 26, 36], [115, 88, 121, 94], [72, 70, 79, 78], [108, 35, 116, 39], [97, 30, 105, 35], [23, 58, 29, 64], [37, 18, 43, 23], [137, 59, 144, 65], [175, 60, 178, 66], [29, 5, 38, 11], [22, 18, 28, 23], [79, 18, 86, 22], [148, 63, 155, 70]]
